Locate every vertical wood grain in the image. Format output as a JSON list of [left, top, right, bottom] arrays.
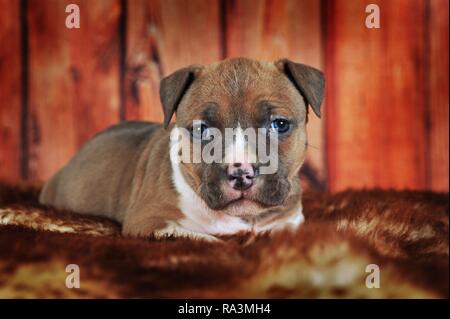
[[124, 0, 222, 122], [225, 0, 326, 189], [27, 0, 121, 181], [0, 0, 22, 182], [428, 0, 449, 191], [325, 0, 428, 191], [0, 0, 447, 193]]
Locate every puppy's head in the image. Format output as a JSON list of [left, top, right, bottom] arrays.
[[161, 58, 324, 218]]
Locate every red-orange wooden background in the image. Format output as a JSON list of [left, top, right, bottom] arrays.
[[0, 0, 448, 192]]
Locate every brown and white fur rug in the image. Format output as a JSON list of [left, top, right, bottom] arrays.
[[0, 182, 448, 298]]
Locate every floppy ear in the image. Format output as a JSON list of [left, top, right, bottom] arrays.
[[159, 66, 200, 128], [276, 59, 325, 118]]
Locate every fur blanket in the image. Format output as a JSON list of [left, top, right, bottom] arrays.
[[0, 182, 448, 298]]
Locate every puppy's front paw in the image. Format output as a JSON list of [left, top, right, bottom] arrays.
[[153, 223, 221, 242]]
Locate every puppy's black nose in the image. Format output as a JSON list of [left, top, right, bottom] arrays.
[[227, 163, 255, 191]]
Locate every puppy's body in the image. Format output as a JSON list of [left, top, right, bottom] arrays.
[[40, 122, 160, 222], [40, 121, 302, 238], [40, 58, 324, 239]]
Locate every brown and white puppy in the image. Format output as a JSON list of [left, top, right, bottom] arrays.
[[39, 58, 324, 240]]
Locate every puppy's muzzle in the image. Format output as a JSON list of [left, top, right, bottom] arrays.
[[227, 162, 257, 191]]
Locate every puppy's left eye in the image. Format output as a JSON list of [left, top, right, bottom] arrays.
[[192, 121, 210, 139], [270, 118, 291, 134]]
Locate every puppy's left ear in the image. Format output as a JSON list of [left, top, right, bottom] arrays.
[[276, 59, 325, 118], [160, 65, 201, 128]]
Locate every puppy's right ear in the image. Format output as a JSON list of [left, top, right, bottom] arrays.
[[159, 65, 201, 128], [275, 59, 325, 118]]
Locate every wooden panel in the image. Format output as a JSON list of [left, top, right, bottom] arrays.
[[225, 0, 325, 189], [0, 0, 22, 181], [125, 0, 222, 122], [325, 0, 428, 191], [27, 0, 121, 181], [428, 0, 449, 191]]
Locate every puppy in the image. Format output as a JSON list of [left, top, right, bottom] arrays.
[[39, 58, 324, 240]]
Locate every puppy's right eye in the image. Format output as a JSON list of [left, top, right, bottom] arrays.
[[192, 121, 209, 139]]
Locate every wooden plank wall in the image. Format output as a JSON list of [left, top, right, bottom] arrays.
[[0, 0, 448, 192], [27, 0, 121, 180], [428, 0, 449, 191], [0, 0, 22, 182], [325, 0, 448, 192]]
